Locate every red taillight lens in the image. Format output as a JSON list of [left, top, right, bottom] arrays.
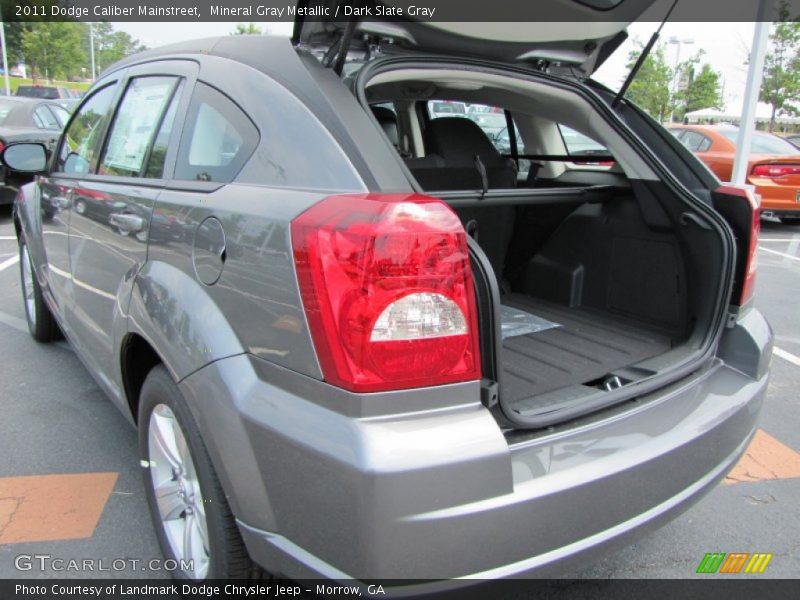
[[717, 184, 760, 305], [0, 139, 6, 155], [292, 193, 481, 393], [751, 163, 800, 177]]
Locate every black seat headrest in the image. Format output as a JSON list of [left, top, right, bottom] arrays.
[[425, 117, 502, 163], [371, 106, 399, 147]]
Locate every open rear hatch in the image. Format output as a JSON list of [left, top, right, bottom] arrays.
[[292, 0, 659, 75], [294, 0, 738, 430]]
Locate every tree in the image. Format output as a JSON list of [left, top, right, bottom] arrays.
[[759, 4, 800, 132], [623, 43, 674, 122], [91, 23, 146, 75], [683, 63, 724, 114], [3, 23, 34, 68], [21, 22, 87, 81], [232, 23, 262, 35]]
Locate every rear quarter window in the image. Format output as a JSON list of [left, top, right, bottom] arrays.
[[174, 82, 258, 183]]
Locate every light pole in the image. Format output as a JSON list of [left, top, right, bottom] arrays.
[[89, 22, 96, 80], [732, 2, 774, 185], [668, 36, 694, 123], [0, 14, 10, 96]]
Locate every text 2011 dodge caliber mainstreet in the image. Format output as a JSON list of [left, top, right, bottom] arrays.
[[3, 0, 772, 585]]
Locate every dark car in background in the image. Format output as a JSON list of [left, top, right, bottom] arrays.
[[0, 97, 69, 205], [2, 2, 771, 586], [15, 85, 74, 100]]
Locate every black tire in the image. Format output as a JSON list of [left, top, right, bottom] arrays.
[[138, 365, 262, 580], [779, 216, 800, 225], [19, 238, 61, 343]]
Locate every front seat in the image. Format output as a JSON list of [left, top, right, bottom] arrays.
[[422, 117, 517, 190], [371, 105, 401, 152]]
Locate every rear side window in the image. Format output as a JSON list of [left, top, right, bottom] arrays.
[[558, 125, 609, 156], [34, 105, 60, 130], [99, 76, 178, 178], [49, 104, 71, 128], [680, 130, 712, 153], [174, 83, 258, 183], [58, 84, 117, 175]]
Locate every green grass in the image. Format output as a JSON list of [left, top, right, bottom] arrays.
[[0, 76, 91, 95]]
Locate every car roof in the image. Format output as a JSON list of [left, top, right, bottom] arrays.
[[105, 36, 289, 76]]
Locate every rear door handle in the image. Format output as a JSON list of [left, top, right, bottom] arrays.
[[110, 213, 145, 233]]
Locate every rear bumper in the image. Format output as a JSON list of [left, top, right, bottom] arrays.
[[753, 180, 800, 215], [181, 310, 772, 582]]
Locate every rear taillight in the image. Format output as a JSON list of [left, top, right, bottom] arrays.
[[717, 184, 760, 306], [0, 139, 5, 155], [291, 193, 481, 393], [751, 163, 800, 177]]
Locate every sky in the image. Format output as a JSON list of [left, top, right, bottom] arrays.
[[113, 21, 759, 112]]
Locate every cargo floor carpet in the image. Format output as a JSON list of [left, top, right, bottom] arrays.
[[500, 295, 675, 408]]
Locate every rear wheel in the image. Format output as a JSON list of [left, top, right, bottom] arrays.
[[19, 239, 61, 342], [780, 216, 800, 225], [138, 366, 262, 580]]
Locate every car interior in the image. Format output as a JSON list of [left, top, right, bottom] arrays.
[[360, 67, 728, 425]]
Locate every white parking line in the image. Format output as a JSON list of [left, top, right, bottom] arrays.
[[0, 236, 17, 240], [759, 246, 800, 262], [760, 238, 800, 242], [0, 254, 19, 272], [775, 347, 800, 368]]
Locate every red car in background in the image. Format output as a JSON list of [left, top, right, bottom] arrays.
[[670, 124, 800, 224]]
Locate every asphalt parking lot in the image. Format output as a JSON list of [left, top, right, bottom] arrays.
[[0, 203, 798, 581]]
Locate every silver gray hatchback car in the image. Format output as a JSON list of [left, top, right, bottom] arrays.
[[3, 6, 772, 585]]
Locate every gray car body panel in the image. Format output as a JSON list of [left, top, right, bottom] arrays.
[[180, 309, 770, 580], [10, 35, 773, 581]]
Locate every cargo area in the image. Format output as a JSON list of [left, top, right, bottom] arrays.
[[452, 187, 702, 425], [360, 65, 731, 427]]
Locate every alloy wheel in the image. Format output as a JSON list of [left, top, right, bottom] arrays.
[[147, 404, 210, 579]]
